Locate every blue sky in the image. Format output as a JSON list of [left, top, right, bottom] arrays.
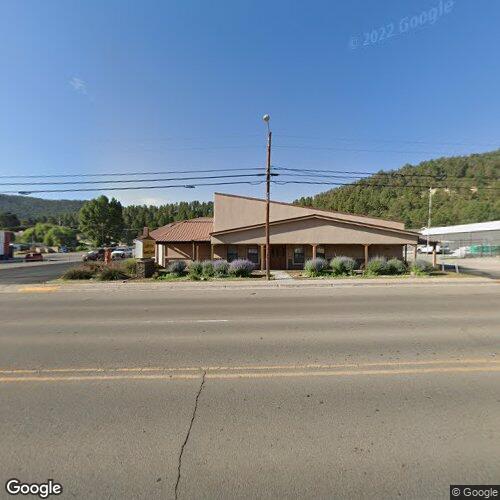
[[1, 0, 498, 205]]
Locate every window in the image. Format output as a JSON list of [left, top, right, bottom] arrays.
[[293, 246, 305, 265], [316, 246, 325, 259], [247, 246, 259, 264], [227, 245, 238, 262]]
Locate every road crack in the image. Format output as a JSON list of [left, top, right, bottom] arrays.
[[174, 370, 206, 500]]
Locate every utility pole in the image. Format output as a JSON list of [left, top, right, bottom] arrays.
[[427, 187, 435, 248], [263, 114, 272, 280]]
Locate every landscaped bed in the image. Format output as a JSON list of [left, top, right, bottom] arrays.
[[59, 259, 138, 281], [155, 259, 265, 281], [297, 256, 440, 279], [59, 256, 464, 283]]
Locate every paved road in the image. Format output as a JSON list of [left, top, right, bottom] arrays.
[[0, 283, 498, 499], [0, 260, 78, 284]]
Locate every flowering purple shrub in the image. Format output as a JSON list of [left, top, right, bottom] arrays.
[[411, 258, 433, 275], [168, 260, 187, 276], [330, 256, 358, 276], [304, 257, 328, 277], [213, 259, 229, 277], [228, 259, 254, 277]]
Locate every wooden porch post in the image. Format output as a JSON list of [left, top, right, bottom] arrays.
[[196, 244, 200, 261], [260, 245, 265, 271], [192, 241, 195, 261], [312, 244, 317, 260], [414, 244, 418, 262], [432, 243, 437, 267], [404, 244, 408, 264], [210, 244, 215, 259], [364, 244, 370, 268]]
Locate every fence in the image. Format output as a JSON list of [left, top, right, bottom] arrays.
[[438, 238, 500, 258]]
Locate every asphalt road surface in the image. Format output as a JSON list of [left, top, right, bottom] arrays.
[[0, 260, 78, 284], [0, 283, 498, 499]]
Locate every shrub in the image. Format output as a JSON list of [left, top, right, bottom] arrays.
[[202, 260, 215, 278], [188, 260, 203, 279], [411, 258, 434, 275], [386, 258, 407, 275], [330, 256, 357, 276], [97, 267, 129, 281], [304, 257, 328, 277], [62, 267, 94, 280], [122, 258, 137, 276], [213, 259, 229, 277], [228, 259, 254, 277], [168, 260, 187, 276], [155, 272, 183, 281], [364, 257, 388, 276], [82, 262, 104, 274]]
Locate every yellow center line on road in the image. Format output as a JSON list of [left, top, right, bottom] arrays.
[[0, 359, 498, 383], [18, 286, 60, 293], [0, 357, 497, 376], [0, 365, 499, 383]]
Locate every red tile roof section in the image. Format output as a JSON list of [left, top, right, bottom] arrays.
[[150, 217, 213, 242]]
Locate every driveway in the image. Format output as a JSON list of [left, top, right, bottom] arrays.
[[439, 256, 500, 279]]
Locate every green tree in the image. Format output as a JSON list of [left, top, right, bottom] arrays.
[[43, 226, 78, 248], [0, 211, 20, 230], [18, 223, 55, 244], [79, 196, 124, 246]]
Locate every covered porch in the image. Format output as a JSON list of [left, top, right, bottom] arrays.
[[211, 243, 415, 270]]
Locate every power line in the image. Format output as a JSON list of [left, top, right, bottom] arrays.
[[0, 173, 267, 187], [276, 173, 499, 188], [275, 166, 500, 182], [272, 180, 500, 191], [0, 167, 265, 180], [7, 180, 265, 195]]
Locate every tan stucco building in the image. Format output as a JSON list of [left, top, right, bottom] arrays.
[[152, 193, 420, 270]]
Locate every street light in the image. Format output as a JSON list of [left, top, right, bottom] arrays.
[[262, 114, 272, 280]]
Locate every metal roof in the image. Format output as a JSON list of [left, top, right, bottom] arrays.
[[420, 220, 500, 236], [150, 217, 213, 242]]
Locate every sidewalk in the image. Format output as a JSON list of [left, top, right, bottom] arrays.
[[1, 275, 495, 293]]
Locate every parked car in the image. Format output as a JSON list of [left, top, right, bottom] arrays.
[[24, 252, 44, 262], [450, 246, 470, 258], [111, 247, 133, 259], [417, 244, 443, 254], [82, 249, 106, 262]]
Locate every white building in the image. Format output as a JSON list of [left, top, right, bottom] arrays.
[[420, 220, 500, 257]]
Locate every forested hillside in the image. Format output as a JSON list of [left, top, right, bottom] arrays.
[[294, 150, 500, 228], [122, 201, 213, 239], [0, 192, 213, 231], [0, 194, 85, 223]]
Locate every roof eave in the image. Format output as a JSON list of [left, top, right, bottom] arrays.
[[211, 213, 419, 238]]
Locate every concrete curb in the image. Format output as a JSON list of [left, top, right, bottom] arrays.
[[1, 276, 496, 293]]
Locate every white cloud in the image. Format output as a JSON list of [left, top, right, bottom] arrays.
[[69, 77, 88, 95]]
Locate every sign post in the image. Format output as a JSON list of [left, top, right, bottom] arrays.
[[135, 227, 156, 278]]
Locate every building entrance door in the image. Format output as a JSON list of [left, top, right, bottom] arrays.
[[270, 245, 286, 269]]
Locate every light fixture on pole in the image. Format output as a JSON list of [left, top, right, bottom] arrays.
[[262, 114, 272, 280]]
